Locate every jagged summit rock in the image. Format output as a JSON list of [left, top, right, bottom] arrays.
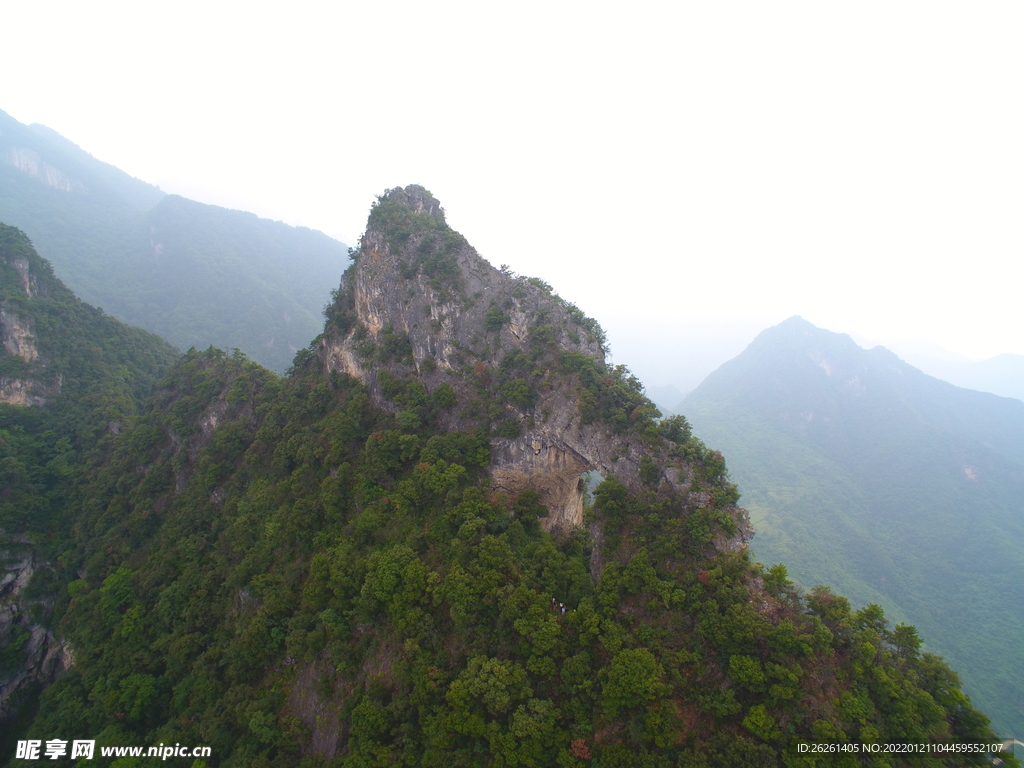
[[386, 183, 444, 219], [320, 185, 752, 548]]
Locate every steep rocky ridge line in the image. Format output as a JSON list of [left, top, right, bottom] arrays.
[[319, 185, 752, 549]]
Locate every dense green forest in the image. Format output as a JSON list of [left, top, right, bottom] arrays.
[[0, 221, 178, 755], [0, 223, 179, 536], [13, 349, 1008, 767], [0, 109, 348, 372], [681, 316, 1024, 738], [2, 191, 1014, 766]]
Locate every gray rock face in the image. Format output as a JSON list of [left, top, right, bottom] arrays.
[[0, 247, 59, 405], [0, 540, 72, 722], [1, 308, 38, 362], [320, 185, 751, 548], [0, 376, 48, 406], [9, 256, 38, 298], [1, 146, 80, 193], [324, 187, 602, 377]]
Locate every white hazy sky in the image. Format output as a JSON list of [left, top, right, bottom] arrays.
[[2, 1, 1022, 389]]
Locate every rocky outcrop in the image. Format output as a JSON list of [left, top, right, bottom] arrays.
[[1, 308, 39, 362], [0, 247, 58, 405], [1, 147, 80, 192], [0, 376, 50, 406], [0, 539, 72, 722], [9, 256, 38, 298], [321, 188, 602, 376], [320, 186, 752, 547], [487, 394, 678, 533]]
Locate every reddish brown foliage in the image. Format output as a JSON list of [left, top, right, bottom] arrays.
[[570, 739, 592, 760]]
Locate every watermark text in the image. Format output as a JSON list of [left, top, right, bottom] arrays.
[[16, 740, 211, 761]]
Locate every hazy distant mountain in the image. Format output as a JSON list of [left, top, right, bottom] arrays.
[[679, 315, 1024, 736], [0, 112, 166, 211], [0, 109, 348, 372], [645, 383, 684, 415], [613, 317, 766, 407], [898, 351, 1024, 403]]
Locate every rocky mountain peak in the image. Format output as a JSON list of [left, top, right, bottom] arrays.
[[378, 184, 445, 221], [320, 187, 751, 550]]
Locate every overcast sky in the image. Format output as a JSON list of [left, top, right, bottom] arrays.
[[2, 1, 1021, 389]]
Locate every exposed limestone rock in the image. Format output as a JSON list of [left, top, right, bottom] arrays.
[[486, 389, 673, 534], [166, 374, 257, 493], [0, 242, 60, 405], [1, 308, 39, 362], [0, 541, 73, 722], [0, 376, 48, 406], [10, 257, 37, 298], [1, 147, 80, 192], [286, 658, 346, 760], [320, 185, 752, 549]]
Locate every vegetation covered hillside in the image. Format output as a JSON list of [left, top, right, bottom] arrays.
[[0, 109, 348, 372], [680, 316, 1024, 737], [0, 224, 179, 748], [3, 192, 1011, 767], [0, 224, 179, 535]]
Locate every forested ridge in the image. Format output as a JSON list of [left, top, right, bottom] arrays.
[[681, 316, 1024, 738], [0, 222, 178, 755], [0, 224, 179, 537], [0, 196, 1015, 766], [0, 109, 348, 373]]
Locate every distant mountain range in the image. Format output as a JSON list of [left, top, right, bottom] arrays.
[[0, 109, 348, 372], [679, 316, 1024, 737], [898, 351, 1024, 403]]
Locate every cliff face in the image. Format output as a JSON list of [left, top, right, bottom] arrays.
[[0, 227, 180, 735], [0, 233, 58, 406], [320, 186, 751, 546], [0, 224, 178, 412], [0, 147, 80, 193], [0, 539, 72, 722]]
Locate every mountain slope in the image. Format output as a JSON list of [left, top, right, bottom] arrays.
[[0, 111, 165, 212], [0, 224, 179, 745], [680, 315, 1024, 736], [5, 192, 1009, 767], [901, 351, 1024, 403], [0, 109, 348, 372], [0, 222, 179, 450]]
